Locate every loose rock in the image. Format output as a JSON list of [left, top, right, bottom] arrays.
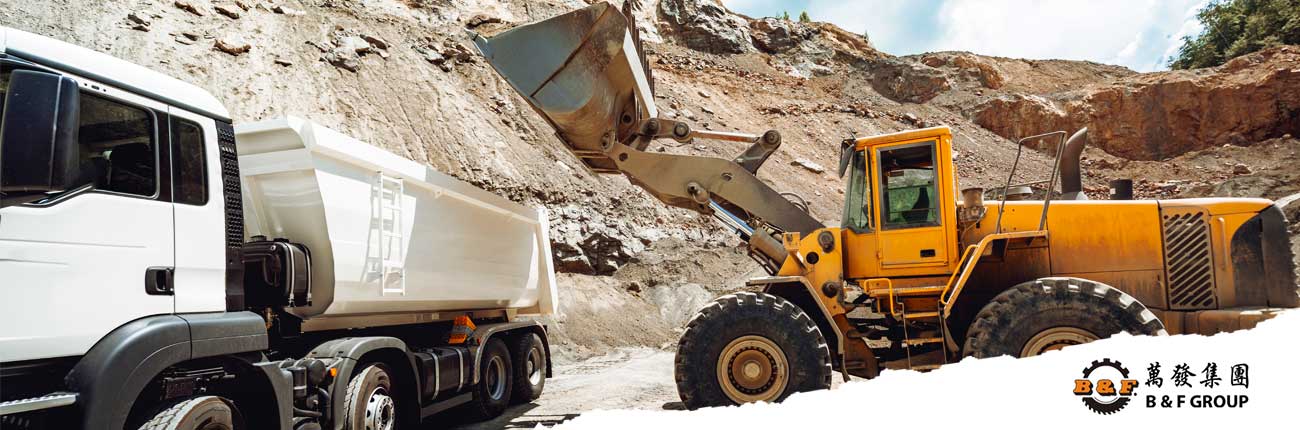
[[465, 14, 502, 29], [214, 4, 241, 19], [792, 158, 826, 174], [126, 12, 150, 31], [214, 37, 251, 56], [174, 0, 204, 16]]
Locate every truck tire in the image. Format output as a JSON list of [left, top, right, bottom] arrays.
[[343, 364, 397, 430], [963, 277, 1167, 358], [674, 292, 832, 410], [509, 333, 547, 404], [138, 396, 237, 430], [463, 338, 513, 420]]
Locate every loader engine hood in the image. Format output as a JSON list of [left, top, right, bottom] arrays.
[[472, 1, 657, 174]]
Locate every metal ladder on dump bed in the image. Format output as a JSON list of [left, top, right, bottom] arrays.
[[378, 172, 406, 295]]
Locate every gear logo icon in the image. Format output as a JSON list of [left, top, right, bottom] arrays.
[[1073, 358, 1140, 414]]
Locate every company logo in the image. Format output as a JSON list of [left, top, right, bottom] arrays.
[[1073, 359, 1139, 414]]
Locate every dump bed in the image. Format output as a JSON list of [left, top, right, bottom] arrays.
[[234, 117, 557, 330]]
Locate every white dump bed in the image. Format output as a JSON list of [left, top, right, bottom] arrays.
[[235, 117, 556, 330]]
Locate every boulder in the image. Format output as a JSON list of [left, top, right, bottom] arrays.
[[865, 58, 951, 103], [749, 18, 812, 54], [657, 0, 751, 54]]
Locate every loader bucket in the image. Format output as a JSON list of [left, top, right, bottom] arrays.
[[472, 2, 657, 174]]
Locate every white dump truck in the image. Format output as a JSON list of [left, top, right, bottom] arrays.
[[0, 27, 557, 429]]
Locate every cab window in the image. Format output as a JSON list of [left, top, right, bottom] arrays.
[[74, 94, 158, 197], [841, 150, 873, 232], [171, 117, 207, 205], [2, 69, 157, 203], [877, 141, 939, 229]]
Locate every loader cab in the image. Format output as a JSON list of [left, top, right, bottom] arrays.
[[840, 127, 960, 279]]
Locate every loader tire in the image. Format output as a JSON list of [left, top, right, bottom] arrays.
[[138, 396, 237, 430], [963, 277, 1166, 358], [674, 292, 832, 410], [509, 333, 547, 404], [462, 338, 513, 421]]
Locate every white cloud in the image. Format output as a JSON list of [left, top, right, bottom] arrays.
[[796, 0, 1204, 72]]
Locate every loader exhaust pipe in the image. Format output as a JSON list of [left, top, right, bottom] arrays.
[[1058, 127, 1089, 200]]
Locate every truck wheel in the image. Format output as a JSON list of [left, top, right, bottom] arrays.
[[138, 396, 237, 430], [963, 277, 1167, 358], [674, 292, 832, 410], [509, 333, 547, 404], [464, 338, 513, 420], [343, 364, 397, 430]]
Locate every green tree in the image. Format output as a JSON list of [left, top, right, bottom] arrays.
[[799, 11, 811, 23], [1170, 0, 1300, 69], [781, 11, 790, 20]]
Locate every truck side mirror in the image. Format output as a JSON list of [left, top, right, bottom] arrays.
[[0, 70, 80, 208]]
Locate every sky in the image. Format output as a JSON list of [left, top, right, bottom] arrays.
[[719, 0, 1208, 72]]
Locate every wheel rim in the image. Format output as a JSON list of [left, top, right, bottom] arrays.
[[526, 346, 544, 386], [486, 355, 507, 400], [716, 335, 788, 404], [364, 386, 395, 430], [1021, 326, 1099, 357]]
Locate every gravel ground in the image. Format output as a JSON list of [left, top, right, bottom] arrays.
[[443, 348, 680, 429]]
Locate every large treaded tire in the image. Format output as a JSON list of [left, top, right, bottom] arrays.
[[674, 292, 832, 410], [509, 333, 547, 404], [962, 277, 1167, 358], [462, 338, 513, 421], [138, 396, 236, 430], [343, 364, 397, 430]]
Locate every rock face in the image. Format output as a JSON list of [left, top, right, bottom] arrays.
[[865, 57, 952, 103], [919, 52, 1006, 89], [970, 47, 1300, 160], [657, 0, 752, 54], [748, 18, 812, 54]]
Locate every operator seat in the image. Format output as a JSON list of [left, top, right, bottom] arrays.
[[903, 187, 930, 223]]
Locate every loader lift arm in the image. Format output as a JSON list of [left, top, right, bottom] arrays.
[[471, 1, 820, 271]]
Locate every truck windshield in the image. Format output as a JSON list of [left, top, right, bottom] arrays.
[[841, 150, 873, 232]]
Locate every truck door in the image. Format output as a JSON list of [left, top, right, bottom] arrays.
[[168, 109, 229, 313], [0, 76, 176, 361], [873, 140, 949, 273]]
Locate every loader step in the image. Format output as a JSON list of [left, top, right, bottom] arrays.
[[903, 311, 940, 319], [910, 364, 943, 371], [868, 285, 944, 298], [903, 337, 944, 347]]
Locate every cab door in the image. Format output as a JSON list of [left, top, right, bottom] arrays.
[[0, 72, 176, 362], [873, 139, 950, 274]]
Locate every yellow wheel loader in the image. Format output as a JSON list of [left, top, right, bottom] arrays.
[[473, 1, 1299, 409]]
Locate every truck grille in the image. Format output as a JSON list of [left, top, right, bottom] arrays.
[[217, 122, 243, 248], [1161, 207, 1217, 309]]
